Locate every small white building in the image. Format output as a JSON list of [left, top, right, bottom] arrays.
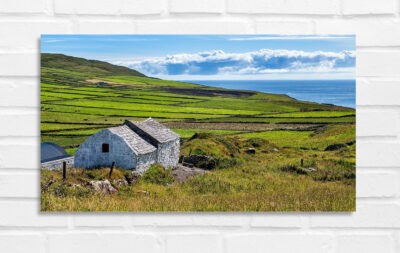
[[74, 118, 180, 172]]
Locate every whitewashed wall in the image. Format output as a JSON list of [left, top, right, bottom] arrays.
[[0, 0, 400, 252]]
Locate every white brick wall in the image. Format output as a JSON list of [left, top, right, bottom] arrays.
[[0, 0, 399, 252]]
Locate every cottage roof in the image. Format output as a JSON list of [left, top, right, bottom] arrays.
[[125, 118, 180, 144], [41, 142, 70, 163], [108, 125, 156, 155]]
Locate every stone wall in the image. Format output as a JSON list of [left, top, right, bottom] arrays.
[[136, 152, 157, 173], [41, 156, 74, 170], [157, 138, 180, 169], [74, 129, 146, 170]]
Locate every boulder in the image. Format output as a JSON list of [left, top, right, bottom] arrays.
[[89, 179, 118, 194], [184, 154, 215, 169], [113, 178, 128, 187], [245, 148, 256, 154], [324, 143, 347, 151]]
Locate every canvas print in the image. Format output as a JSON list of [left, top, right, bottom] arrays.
[[40, 35, 356, 212]]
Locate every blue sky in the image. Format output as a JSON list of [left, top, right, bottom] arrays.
[[41, 34, 355, 80]]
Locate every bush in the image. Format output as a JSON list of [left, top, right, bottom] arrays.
[[141, 164, 175, 185], [214, 157, 243, 169], [246, 138, 269, 148]]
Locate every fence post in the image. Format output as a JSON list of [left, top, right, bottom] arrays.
[[62, 161, 67, 181], [300, 158, 304, 167], [109, 161, 115, 178]]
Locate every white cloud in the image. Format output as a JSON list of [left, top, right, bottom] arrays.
[[112, 49, 355, 78]]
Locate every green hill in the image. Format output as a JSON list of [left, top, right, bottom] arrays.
[[41, 53, 146, 77]]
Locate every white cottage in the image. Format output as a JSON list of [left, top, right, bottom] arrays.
[[74, 118, 180, 172]]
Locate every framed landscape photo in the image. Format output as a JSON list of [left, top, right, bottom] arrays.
[[40, 35, 356, 212]]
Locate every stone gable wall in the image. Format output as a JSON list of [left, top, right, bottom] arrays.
[[74, 129, 145, 169], [157, 138, 180, 168]]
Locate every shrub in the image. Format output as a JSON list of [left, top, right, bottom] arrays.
[[246, 138, 269, 148], [141, 164, 175, 185], [214, 157, 243, 169]]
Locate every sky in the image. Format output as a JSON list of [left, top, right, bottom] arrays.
[[41, 34, 355, 80]]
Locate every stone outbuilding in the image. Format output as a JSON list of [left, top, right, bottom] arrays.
[[41, 142, 74, 170], [125, 119, 180, 169], [74, 118, 180, 172]]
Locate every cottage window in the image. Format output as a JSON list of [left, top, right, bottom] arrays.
[[102, 143, 109, 153]]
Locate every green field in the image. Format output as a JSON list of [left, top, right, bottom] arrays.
[[41, 53, 356, 211]]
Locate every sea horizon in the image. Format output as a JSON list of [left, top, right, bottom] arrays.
[[183, 79, 356, 109]]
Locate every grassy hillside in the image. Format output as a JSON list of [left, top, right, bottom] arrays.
[[40, 53, 355, 212]]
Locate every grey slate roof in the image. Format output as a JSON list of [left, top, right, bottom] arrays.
[[41, 142, 71, 163], [108, 125, 156, 155], [125, 118, 180, 144]]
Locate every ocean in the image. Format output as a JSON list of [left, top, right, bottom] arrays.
[[184, 80, 355, 109]]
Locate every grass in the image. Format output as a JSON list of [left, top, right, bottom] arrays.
[[41, 144, 355, 211], [40, 53, 356, 212]]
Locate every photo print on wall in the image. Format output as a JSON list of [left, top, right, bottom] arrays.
[[40, 35, 356, 212]]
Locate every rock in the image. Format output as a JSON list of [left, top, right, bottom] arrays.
[[184, 154, 215, 169], [124, 171, 141, 185], [245, 148, 256, 154], [324, 143, 347, 151], [89, 180, 118, 194], [172, 164, 206, 183], [113, 178, 128, 187], [134, 190, 149, 195], [304, 167, 317, 172]]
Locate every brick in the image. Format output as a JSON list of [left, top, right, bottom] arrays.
[[121, 0, 165, 15], [131, 215, 193, 226], [225, 234, 333, 253], [166, 234, 222, 253], [357, 142, 400, 167], [169, 0, 224, 13], [0, 0, 47, 14], [48, 233, 159, 253], [73, 216, 131, 227], [0, 145, 39, 169], [342, 0, 396, 15], [255, 20, 314, 34], [336, 234, 396, 253], [0, 201, 68, 227], [0, 78, 39, 107], [192, 215, 249, 227], [135, 20, 253, 33], [0, 234, 45, 253], [310, 203, 400, 228], [314, 18, 400, 47], [54, 0, 121, 15], [357, 51, 400, 78], [227, 0, 340, 14], [0, 53, 38, 76], [357, 79, 400, 105], [77, 20, 135, 33], [0, 21, 72, 49], [0, 113, 39, 136], [55, 0, 164, 15], [0, 173, 38, 198], [356, 110, 398, 137], [357, 172, 399, 198], [250, 214, 302, 228]]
